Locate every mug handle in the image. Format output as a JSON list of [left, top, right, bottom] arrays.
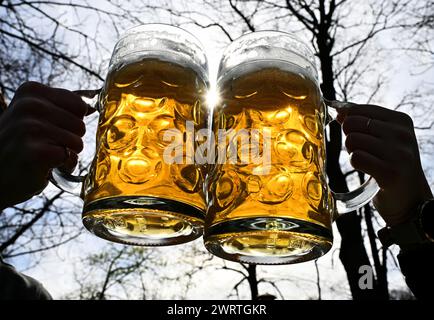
[[49, 89, 101, 196], [324, 98, 380, 215]]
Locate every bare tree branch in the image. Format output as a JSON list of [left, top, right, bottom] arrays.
[[0, 28, 103, 80]]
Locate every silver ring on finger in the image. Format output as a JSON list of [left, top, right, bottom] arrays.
[[64, 146, 71, 162], [366, 118, 373, 134]]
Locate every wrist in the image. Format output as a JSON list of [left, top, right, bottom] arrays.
[[378, 199, 434, 249], [384, 191, 433, 227]]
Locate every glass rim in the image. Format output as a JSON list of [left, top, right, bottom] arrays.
[[223, 30, 316, 57], [117, 23, 207, 51], [218, 30, 318, 82], [109, 23, 209, 79]]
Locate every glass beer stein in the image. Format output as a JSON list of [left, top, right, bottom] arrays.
[[204, 31, 379, 264], [51, 24, 209, 246]]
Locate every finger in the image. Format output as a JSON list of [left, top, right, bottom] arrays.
[[14, 97, 86, 137], [342, 115, 372, 135], [345, 132, 391, 161], [19, 119, 84, 154], [336, 103, 412, 127], [26, 142, 70, 170], [39, 98, 86, 137], [58, 151, 78, 173], [349, 150, 389, 188], [342, 116, 390, 138], [342, 115, 416, 144], [339, 103, 394, 121], [47, 87, 88, 118], [43, 122, 84, 154], [15, 82, 88, 118]]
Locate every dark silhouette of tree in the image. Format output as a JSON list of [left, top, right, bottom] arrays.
[[217, 263, 285, 300], [66, 243, 215, 300], [66, 246, 160, 300]]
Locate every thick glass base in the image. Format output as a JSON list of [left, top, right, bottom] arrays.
[[82, 196, 204, 246], [204, 217, 333, 265]]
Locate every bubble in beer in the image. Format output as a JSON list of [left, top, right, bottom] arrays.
[[215, 170, 241, 210], [302, 114, 322, 140], [148, 114, 178, 148], [275, 130, 302, 158], [251, 163, 274, 176], [222, 108, 246, 130], [275, 141, 297, 160], [122, 146, 137, 158], [248, 109, 264, 124], [192, 100, 203, 125], [174, 115, 187, 132], [301, 142, 314, 162], [172, 164, 200, 193], [105, 115, 138, 150], [95, 152, 111, 183], [247, 175, 261, 194], [132, 97, 161, 113], [84, 150, 111, 194], [258, 173, 293, 204], [118, 157, 153, 184], [257, 108, 291, 125], [141, 146, 160, 159], [223, 114, 236, 129], [302, 171, 322, 208], [272, 109, 291, 124], [174, 101, 191, 120]]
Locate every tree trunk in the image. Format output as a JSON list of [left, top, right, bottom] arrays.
[[247, 265, 259, 300], [317, 37, 377, 300], [360, 172, 389, 299]]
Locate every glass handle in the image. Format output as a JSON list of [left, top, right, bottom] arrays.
[[324, 98, 380, 215], [332, 177, 379, 214], [49, 89, 101, 196]]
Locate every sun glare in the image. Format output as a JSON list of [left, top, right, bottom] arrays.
[[205, 85, 221, 109]]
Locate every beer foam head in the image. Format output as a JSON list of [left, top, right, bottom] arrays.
[[109, 24, 208, 80], [218, 31, 318, 84]]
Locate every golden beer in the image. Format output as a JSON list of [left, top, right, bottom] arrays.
[[205, 62, 335, 264], [82, 58, 208, 245]]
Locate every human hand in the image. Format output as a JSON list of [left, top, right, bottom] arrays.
[[337, 103, 433, 226], [0, 82, 87, 210]]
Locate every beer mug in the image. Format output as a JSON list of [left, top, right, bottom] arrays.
[[204, 31, 379, 264], [51, 24, 209, 246]]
